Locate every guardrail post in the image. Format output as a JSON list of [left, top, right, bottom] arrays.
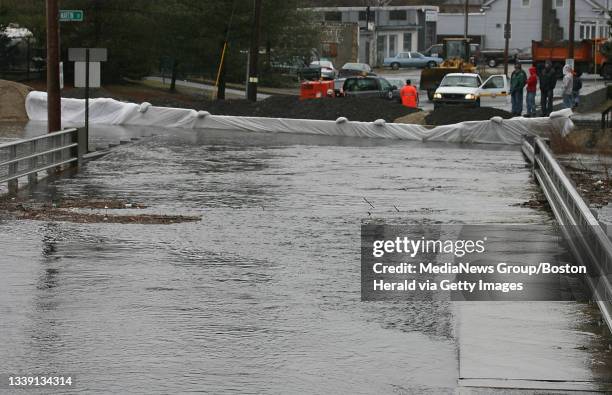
[[533, 138, 541, 173], [28, 140, 37, 185], [7, 145, 17, 195], [77, 128, 87, 166]]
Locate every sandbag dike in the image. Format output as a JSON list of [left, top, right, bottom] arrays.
[[25, 91, 575, 145], [0, 80, 32, 122]]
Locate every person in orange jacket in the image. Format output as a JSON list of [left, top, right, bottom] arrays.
[[400, 79, 419, 108]]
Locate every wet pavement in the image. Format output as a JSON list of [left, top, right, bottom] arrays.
[[1, 124, 612, 393]]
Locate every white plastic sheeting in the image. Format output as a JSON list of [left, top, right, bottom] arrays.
[[25, 91, 574, 145]]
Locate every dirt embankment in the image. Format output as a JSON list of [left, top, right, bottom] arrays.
[[425, 107, 513, 126], [198, 96, 420, 122], [0, 80, 32, 122]]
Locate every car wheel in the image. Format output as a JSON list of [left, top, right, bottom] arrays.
[[427, 61, 437, 69], [488, 58, 497, 68], [391, 63, 400, 71], [387, 90, 394, 100]]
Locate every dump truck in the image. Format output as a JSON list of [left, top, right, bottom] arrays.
[[532, 39, 611, 79], [420, 38, 478, 101]]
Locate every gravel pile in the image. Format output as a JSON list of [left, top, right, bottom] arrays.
[[425, 107, 513, 126], [200, 96, 419, 122]]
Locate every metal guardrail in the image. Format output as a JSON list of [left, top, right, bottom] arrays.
[[522, 137, 612, 331], [603, 106, 612, 131], [0, 128, 87, 194]]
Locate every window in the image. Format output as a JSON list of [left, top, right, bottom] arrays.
[[553, 0, 564, 8], [521, 0, 530, 7], [389, 35, 396, 57], [483, 76, 505, 89], [379, 78, 391, 91], [399, 52, 410, 58], [389, 10, 407, 20], [358, 10, 375, 21], [357, 78, 379, 91], [409, 52, 422, 58], [324, 11, 341, 21], [403, 33, 412, 51], [579, 23, 596, 39]]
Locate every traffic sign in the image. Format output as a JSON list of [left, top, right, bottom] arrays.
[[59, 10, 83, 22], [68, 48, 107, 63]]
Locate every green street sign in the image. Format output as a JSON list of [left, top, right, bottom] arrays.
[[59, 10, 84, 22]]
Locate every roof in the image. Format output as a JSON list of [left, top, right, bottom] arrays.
[[443, 73, 480, 77], [301, 0, 445, 7], [483, 0, 607, 10]]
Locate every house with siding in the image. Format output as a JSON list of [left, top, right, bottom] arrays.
[[303, 1, 440, 66], [437, 0, 610, 50]]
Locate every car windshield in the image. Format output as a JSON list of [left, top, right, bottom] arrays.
[[440, 75, 479, 88], [343, 63, 366, 71]]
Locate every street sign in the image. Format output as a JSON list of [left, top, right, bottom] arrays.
[[425, 10, 438, 22], [59, 10, 84, 22], [75, 62, 101, 88], [68, 48, 107, 62]]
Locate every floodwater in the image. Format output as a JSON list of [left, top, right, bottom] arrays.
[[1, 125, 611, 394]]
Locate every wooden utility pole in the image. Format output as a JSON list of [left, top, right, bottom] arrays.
[[503, 0, 511, 75], [568, 0, 575, 64], [247, 0, 262, 102], [464, 0, 469, 39], [46, 0, 61, 133]]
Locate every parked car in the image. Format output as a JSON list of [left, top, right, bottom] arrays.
[[383, 52, 443, 70], [341, 76, 398, 100], [513, 46, 533, 64], [338, 62, 375, 78], [422, 44, 443, 58], [479, 48, 523, 67], [423, 43, 481, 62], [308, 60, 337, 79], [270, 57, 307, 76], [432, 73, 510, 109]]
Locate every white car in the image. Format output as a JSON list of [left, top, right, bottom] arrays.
[[432, 73, 510, 109], [309, 60, 336, 79]]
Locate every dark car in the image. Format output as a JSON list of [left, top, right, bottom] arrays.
[[341, 76, 398, 100], [338, 62, 376, 78]]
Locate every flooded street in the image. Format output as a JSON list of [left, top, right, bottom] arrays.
[[1, 126, 611, 393]]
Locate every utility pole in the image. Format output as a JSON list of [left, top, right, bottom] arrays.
[[464, 0, 469, 39], [46, 0, 61, 133], [247, 0, 262, 102], [568, 0, 575, 66], [503, 0, 511, 75]]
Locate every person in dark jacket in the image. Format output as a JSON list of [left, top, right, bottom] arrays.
[[539, 60, 556, 116], [510, 63, 527, 116]]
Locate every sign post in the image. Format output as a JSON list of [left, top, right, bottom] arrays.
[[69, 48, 107, 153]]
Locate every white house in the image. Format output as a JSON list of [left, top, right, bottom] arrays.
[[437, 0, 610, 50]]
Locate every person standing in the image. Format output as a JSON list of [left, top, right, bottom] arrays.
[[525, 66, 538, 117], [400, 79, 419, 109], [562, 64, 574, 109], [539, 60, 556, 116], [510, 63, 527, 116]]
